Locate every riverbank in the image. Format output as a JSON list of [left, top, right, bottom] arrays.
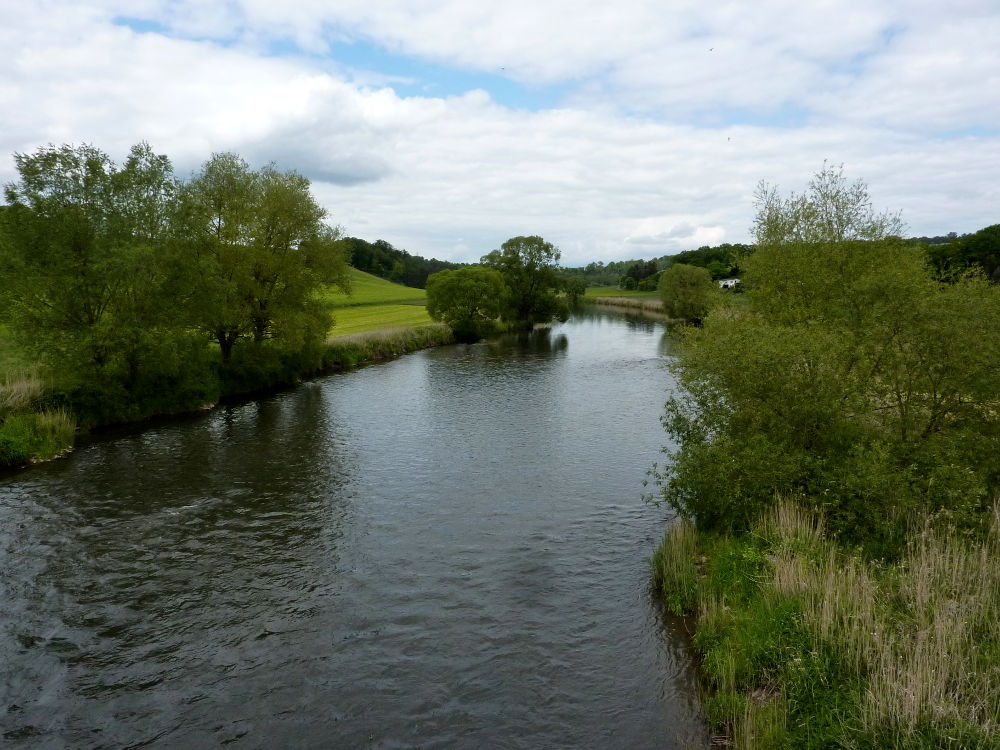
[[0, 323, 454, 468], [585, 296, 665, 315], [653, 499, 1000, 748]]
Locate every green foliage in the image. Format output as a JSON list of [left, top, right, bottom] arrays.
[[752, 161, 904, 246], [0, 410, 75, 465], [0, 142, 363, 441], [340, 236, 462, 288], [652, 502, 1000, 748], [176, 153, 350, 361], [926, 224, 1000, 281], [481, 235, 569, 328], [426, 265, 506, 341], [657, 165, 1000, 551], [657, 263, 715, 322], [0, 142, 180, 380]]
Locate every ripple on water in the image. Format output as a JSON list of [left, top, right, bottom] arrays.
[[1, 314, 705, 748]]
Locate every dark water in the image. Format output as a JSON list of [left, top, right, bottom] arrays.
[[1, 312, 705, 749]]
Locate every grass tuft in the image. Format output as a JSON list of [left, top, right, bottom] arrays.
[[653, 497, 1000, 747]]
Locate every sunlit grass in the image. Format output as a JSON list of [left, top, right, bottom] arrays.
[[329, 304, 434, 336], [584, 285, 659, 298], [320, 268, 427, 307]]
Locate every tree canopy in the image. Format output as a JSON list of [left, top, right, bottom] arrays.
[[177, 153, 349, 362], [481, 235, 568, 328], [0, 142, 350, 424], [426, 265, 506, 341], [657, 263, 715, 323], [656, 165, 1000, 555]]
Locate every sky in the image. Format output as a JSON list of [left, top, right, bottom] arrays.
[[1, 1, 998, 266]]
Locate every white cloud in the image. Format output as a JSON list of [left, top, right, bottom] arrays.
[[1, 1, 998, 267]]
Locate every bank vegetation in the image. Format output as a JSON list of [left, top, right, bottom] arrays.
[[651, 164, 1000, 747]]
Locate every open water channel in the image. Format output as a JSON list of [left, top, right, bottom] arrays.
[[1, 310, 706, 748]]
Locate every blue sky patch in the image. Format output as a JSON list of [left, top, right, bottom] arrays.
[[324, 39, 571, 111], [113, 16, 169, 35]]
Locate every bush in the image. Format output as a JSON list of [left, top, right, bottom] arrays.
[[657, 263, 715, 322]]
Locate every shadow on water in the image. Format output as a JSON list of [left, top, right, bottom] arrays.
[[485, 326, 569, 358]]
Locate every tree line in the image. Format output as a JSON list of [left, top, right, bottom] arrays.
[[0, 143, 350, 426], [340, 236, 461, 288]]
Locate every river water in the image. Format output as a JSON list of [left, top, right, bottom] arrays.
[[1, 311, 705, 748]]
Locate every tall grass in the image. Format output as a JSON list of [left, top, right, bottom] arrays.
[[0, 368, 45, 417], [587, 296, 665, 314], [654, 497, 1000, 747], [323, 324, 454, 370], [0, 408, 76, 465]]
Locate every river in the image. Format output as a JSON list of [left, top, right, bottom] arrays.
[[1, 310, 705, 748]]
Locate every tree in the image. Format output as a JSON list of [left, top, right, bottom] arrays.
[[0, 143, 186, 383], [481, 235, 568, 328], [656, 165, 1000, 554], [426, 266, 506, 341], [657, 263, 715, 323], [177, 154, 349, 362], [752, 161, 903, 247]]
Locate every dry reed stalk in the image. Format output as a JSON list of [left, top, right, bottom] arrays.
[[862, 511, 1000, 737], [0, 369, 44, 415]]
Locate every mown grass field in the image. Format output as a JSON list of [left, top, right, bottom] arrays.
[[584, 285, 658, 298], [329, 304, 433, 336], [320, 268, 427, 307], [321, 268, 432, 337]]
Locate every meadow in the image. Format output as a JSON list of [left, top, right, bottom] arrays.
[[321, 268, 427, 307], [583, 285, 659, 298], [323, 268, 434, 336]]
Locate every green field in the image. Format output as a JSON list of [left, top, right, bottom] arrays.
[[321, 268, 432, 337], [321, 268, 427, 307], [584, 286, 658, 298], [329, 304, 433, 336]]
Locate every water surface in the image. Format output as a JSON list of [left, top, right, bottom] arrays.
[[1, 312, 704, 748]]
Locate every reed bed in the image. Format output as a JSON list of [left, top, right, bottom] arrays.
[[323, 324, 454, 370], [0, 368, 45, 417], [654, 498, 1000, 747], [587, 296, 665, 314]]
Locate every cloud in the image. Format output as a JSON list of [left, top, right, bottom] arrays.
[[1, 1, 998, 267]]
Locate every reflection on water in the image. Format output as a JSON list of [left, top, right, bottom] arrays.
[[1, 311, 706, 748]]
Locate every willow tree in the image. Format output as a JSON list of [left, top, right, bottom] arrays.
[[480, 235, 568, 328], [177, 154, 350, 363], [0, 143, 185, 388]]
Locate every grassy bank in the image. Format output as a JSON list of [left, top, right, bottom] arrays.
[[0, 270, 446, 467], [330, 304, 433, 335], [321, 267, 427, 307], [0, 368, 76, 465], [584, 286, 659, 298], [585, 296, 665, 314], [653, 499, 1000, 748], [323, 324, 454, 370]]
